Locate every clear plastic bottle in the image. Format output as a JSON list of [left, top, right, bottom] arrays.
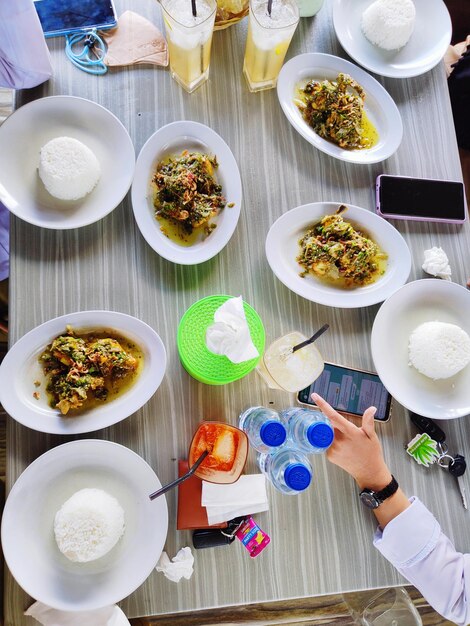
[[258, 448, 313, 494], [238, 406, 287, 453], [280, 407, 334, 454]]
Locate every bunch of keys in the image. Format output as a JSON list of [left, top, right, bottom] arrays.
[[410, 413, 467, 510]]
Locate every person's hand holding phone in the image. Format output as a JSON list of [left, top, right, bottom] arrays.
[[313, 393, 410, 527], [312, 393, 390, 490]]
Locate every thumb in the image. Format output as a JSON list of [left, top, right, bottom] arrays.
[[362, 406, 377, 437]]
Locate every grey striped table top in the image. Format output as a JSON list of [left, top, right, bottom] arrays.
[[5, 0, 469, 624]]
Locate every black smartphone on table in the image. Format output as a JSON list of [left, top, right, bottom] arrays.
[[297, 362, 392, 423], [34, 0, 117, 38], [376, 174, 467, 224]]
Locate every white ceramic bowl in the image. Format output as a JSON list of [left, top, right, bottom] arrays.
[[333, 0, 452, 79], [265, 202, 411, 308], [371, 279, 470, 419], [0, 96, 135, 229], [277, 53, 403, 164], [132, 121, 242, 265], [1, 439, 168, 611], [0, 310, 166, 434]]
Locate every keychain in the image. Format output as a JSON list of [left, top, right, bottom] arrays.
[[193, 516, 270, 557]]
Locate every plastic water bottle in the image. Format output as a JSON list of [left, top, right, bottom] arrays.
[[280, 407, 334, 454], [238, 406, 287, 453], [258, 448, 313, 495]]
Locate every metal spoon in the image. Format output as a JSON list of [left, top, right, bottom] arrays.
[[280, 323, 329, 360], [149, 449, 209, 501]]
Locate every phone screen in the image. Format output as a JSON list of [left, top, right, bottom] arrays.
[[297, 362, 392, 422], [377, 175, 466, 222], [34, 0, 117, 36]]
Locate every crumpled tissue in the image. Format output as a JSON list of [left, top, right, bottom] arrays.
[[155, 546, 194, 583], [205, 296, 259, 364], [25, 602, 130, 626], [201, 474, 268, 525], [422, 246, 452, 281]]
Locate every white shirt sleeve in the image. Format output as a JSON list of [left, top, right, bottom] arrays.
[[0, 0, 52, 89], [373, 497, 470, 626]]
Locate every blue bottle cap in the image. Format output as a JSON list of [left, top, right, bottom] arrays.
[[307, 422, 334, 449], [284, 463, 312, 491], [260, 421, 287, 447]]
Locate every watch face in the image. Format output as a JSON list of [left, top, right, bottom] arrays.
[[360, 490, 379, 509]]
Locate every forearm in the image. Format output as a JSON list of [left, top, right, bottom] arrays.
[[374, 498, 470, 626]]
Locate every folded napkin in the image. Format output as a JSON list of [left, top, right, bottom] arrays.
[[25, 602, 130, 626], [155, 546, 194, 583], [205, 296, 259, 364], [201, 474, 268, 525], [101, 11, 168, 68]]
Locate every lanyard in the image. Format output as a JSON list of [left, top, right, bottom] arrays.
[[64, 29, 107, 75]]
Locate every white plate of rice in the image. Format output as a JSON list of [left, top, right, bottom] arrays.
[[371, 279, 470, 419], [277, 53, 402, 164], [0, 310, 167, 434], [0, 96, 135, 229], [333, 0, 452, 79], [131, 121, 242, 265], [265, 202, 411, 308], [1, 439, 168, 611]]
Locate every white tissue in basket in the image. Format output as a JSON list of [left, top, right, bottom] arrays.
[[205, 296, 259, 364]]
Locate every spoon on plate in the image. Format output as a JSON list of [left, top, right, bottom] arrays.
[[280, 323, 329, 360], [149, 450, 209, 501]]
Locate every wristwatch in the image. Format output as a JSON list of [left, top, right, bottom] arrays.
[[359, 475, 398, 509]]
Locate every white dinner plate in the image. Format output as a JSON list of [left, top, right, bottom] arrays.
[[333, 0, 452, 79], [0, 311, 166, 434], [265, 202, 411, 308], [0, 96, 135, 229], [132, 121, 242, 265], [371, 279, 470, 419], [1, 439, 168, 611], [277, 53, 403, 164]]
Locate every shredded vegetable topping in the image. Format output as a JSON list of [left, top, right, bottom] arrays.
[[153, 151, 226, 236], [297, 205, 388, 287], [295, 73, 376, 150]]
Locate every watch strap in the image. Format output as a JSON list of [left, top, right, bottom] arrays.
[[373, 475, 399, 502]]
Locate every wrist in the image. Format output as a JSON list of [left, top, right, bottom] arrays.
[[355, 467, 392, 491]]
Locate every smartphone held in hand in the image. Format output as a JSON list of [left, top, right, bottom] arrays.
[[297, 362, 393, 423], [376, 174, 467, 224]]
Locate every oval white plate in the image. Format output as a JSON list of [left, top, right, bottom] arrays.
[[0, 96, 135, 229], [1, 439, 168, 611], [277, 53, 403, 164], [265, 202, 411, 308], [371, 279, 470, 419], [132, 121, 242, 265], [0, 311, 166, 434], [333, 0, 452, 79]]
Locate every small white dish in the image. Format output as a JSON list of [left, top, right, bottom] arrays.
[[1, 439, 168, 611], [0, 310, 166, 434], [333, 0, 452, 79], [371, 279, 470, 419], [265, 202, 411, 308], [0, 96, 135, 229], [132, 121, 242, 265], [277, 53, 403, 164]]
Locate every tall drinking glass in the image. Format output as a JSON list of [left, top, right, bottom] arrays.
[[243, 0, 299, 92], [361, 588, 423, 626], [160, 0, 217, 93]]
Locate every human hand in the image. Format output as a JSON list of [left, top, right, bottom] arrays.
[[312, 393, 392, 490]]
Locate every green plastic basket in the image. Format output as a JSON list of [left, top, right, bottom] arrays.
[[177, 295, 265, 385]]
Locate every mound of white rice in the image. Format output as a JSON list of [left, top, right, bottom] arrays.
[[361, 0, 416, 51], [39, 136, 101, 201], [54, 488, 125, 563], [408, 321, 470, 380]]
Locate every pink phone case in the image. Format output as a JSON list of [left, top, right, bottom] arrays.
[[375, 174, 467, 224]]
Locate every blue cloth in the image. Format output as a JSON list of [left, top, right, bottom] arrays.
[[0, 203, 9, 281]]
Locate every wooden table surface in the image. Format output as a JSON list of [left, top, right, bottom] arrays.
[[5, 1, 469, 624]]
